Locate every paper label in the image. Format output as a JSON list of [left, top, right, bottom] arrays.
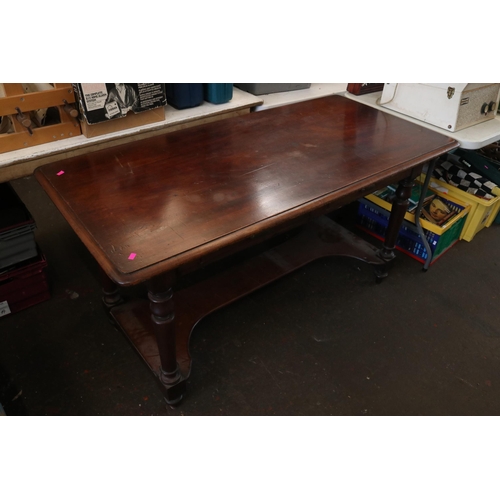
[[0, 300, 11, 317], [105, 101, 121, 118], [80, 83, 108, 111]]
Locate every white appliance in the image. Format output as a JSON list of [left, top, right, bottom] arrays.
[[379, 83, 500, 132]]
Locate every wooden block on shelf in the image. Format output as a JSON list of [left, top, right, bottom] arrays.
[[0, 83, 81, 154], [0, 120, 81, 154]]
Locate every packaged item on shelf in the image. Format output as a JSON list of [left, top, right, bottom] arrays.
[[74, 83, 166, 138]]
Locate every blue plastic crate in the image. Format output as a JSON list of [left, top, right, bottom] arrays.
[[357, 198, 466, 265]]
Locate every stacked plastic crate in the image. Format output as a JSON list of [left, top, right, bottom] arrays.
[[357, 182, 471, 266], [0, 183, 49, 318]]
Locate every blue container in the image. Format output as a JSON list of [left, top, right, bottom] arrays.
[[203, 84, 233, 104], [356, 198, 466, 265], [165, 84, 203, 110]]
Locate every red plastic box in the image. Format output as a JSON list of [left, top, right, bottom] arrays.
[[0, 252, 50, 317]]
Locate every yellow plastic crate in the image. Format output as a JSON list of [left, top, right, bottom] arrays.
[[419, 174, 500, 242], [366, 182, 470, 236], [363, 182, 470, 264]]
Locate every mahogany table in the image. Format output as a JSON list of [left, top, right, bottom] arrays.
[[34, 95, 458, 404]]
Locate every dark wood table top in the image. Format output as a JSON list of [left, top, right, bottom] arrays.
[[35, 95, 458, 285]]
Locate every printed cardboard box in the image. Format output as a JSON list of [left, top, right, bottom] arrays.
[[74, 83, 166, 138]]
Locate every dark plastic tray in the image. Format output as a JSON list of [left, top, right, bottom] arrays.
[[0, 183, 35, 232], [234, 83, 311, 95]]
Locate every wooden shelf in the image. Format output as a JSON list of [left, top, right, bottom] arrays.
[[0, 88, 263, 183]]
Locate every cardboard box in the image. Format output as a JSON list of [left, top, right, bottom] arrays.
[[74, 83, 166, 138]]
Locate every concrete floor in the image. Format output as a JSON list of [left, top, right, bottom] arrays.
[[1, 175, 500, 416]]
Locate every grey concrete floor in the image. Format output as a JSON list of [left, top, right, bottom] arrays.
[[1, 175, 500, 416]]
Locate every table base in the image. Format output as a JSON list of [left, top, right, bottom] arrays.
[[109, 215, 388, 404]]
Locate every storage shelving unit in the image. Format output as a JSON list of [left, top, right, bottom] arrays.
[[0, 87, 264, 183]]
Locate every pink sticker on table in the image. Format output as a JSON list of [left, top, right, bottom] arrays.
[[57, 170, 65, 176], [128, 253, 136, 260]]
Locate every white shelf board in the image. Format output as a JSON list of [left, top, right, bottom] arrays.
[[344, 91, 500, 150]]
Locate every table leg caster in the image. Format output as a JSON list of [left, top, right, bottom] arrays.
[[373, 264, 389, 284], [158, 369, 186, 406], [164, 394, 184, 407]]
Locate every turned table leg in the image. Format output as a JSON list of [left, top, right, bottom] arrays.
[[147, 272, 185, 405], [378, 176, 414, 262], [100, 268, 123, 310]]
